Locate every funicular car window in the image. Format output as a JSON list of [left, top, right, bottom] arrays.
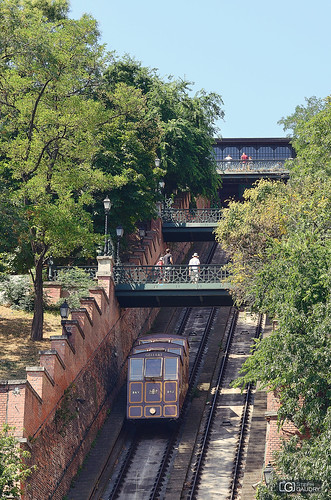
[[168, 348, 181, 355], [164, 358, 178, 380], [145, 358, 162, 377], [130, 358, 144, 380], [171, 339, 185, 346]]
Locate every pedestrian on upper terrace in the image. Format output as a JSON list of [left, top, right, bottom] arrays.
[[241, 152, 248, 163]]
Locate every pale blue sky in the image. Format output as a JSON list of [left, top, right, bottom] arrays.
[[69, 0, 331, 138]]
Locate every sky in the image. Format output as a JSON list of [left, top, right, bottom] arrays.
[[69, 0, 331, 138]]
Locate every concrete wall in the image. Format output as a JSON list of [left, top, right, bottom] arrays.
[[0, 204, 191, 499]]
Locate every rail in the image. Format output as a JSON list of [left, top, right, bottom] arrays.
[[48, 265, 97, 281], [161, 208, 222, 224], [113, 264, 229, 286], [216, 158, 290, 174]]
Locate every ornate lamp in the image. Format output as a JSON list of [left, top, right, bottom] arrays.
[[103, 196, 113, 255]]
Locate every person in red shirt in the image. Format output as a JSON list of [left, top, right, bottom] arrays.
[[241, 152, 248, 163]]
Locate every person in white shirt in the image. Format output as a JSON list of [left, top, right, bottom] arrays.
[[188, 252, 200, 283]]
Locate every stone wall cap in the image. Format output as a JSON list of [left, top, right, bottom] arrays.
[[26, 365, 55, 386], [265, 410, 278, 418], [39, 348, 66, 370], [0, 379, 27, 385], [80, 296, 102, 315]]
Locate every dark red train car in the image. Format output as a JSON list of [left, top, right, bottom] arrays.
[[127, 334, 189, 420]]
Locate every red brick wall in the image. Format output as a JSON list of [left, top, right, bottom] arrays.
[[265, 391, 303, 466]]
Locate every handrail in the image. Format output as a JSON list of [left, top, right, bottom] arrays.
[[161, 208, 222, 224], [216, 158, 290, 174], [113, 264, 229, 285]]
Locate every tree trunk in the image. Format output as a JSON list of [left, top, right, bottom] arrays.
[[31, 255, 44, 341]]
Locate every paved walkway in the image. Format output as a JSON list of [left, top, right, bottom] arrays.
[[67, 386, 127, 500], [240, 318, 273, 499]]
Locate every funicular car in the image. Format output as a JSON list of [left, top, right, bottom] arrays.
[[127, 334, 189, 420]]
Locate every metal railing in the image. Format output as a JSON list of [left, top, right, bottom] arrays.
[[49, 265, 98, 281], [216, 159, 290, 174], [161, 208, 222, 224], [113, 264, 229, 286]]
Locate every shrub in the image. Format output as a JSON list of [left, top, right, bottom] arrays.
[[0, 424, 36, 498], [55, 267, 96, 309], [0, 276, 34, 311]]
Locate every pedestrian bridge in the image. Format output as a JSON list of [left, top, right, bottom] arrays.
[[114, 264, 233, 307], [161, 208, 221, 241]]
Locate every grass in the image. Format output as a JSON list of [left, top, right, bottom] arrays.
[[0, 305, 62, 380]]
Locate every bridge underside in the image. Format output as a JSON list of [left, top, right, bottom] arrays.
[[162, 224, 216, 242], [115, 283, 233, 308]]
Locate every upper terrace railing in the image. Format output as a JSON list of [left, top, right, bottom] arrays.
[[113, 264, 229, 287], [161, 208, 222, 224], [48, 265, 97, 281], [216, 159, 289, 175]]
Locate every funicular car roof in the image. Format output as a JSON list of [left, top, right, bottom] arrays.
[[131, 342, 185, 363], [136, 334, 188, 352]]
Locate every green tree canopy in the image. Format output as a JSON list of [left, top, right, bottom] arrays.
[[0, 0, 109, 339], [104, 56, 224, 200], [216, 97, 331, 498]]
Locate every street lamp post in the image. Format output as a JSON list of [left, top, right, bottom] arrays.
[[138, 225, 146, 245], [116, 225, 124, 264], [103, 196, 112, 256], [60, 299, 71, 335], [263, 462, 274, 487]]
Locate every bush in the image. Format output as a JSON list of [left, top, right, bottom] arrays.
[[55, 267, 97, 309], [0, 425, 36, 497], [0, 275, 34, 311]]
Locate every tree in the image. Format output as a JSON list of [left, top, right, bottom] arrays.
[[215, 97, 331, 495], [104, 56, 224, 201], [278, 96, 331, 177], [0, 0, 109, 339], [93, 79, 163, 234], [0, 425, 35, 499]]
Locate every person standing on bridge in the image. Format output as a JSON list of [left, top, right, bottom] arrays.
[[240, 151, 248, 164], [163, 248, 173, 281], [156, 255, 164, 283], [188, 252, 200, 283]]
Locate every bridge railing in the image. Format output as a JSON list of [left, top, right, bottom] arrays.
[[216, 159, 289, 174], [161, 208, 222, 224], [113, 264, 229, 285]]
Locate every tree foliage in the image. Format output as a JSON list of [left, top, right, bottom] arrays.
[[104, 56, 224, 201], [0, 425, 35, 498], [215, 97, 331, 497], [0, 0, 109, 339]]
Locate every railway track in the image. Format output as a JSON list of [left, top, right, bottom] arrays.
[[104, 305, 219, 500], [182, 311, 264, 500]]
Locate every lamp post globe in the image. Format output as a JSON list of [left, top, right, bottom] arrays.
[[116, 225, 124, 264], [60, 299, 69, 324], [103, 196, 112, 255]]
